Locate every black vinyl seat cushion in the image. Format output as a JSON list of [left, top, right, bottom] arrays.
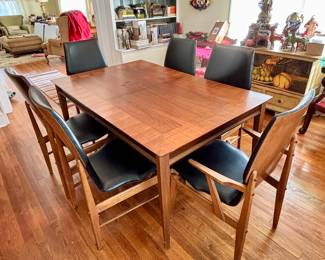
[[88, 139, 156, 192], [173, 140, 249, 206], [66, 113, 107, 144]]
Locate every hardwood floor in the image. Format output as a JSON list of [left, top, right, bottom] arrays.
[[1, 61, 325, 259]]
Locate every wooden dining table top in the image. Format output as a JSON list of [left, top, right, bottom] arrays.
[[53, 60, 271, 157]]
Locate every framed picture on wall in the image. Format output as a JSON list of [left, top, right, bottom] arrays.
[[207, 21, 229, 43]]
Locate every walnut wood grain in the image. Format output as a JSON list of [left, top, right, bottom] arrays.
[[53, 60, 271, 157]]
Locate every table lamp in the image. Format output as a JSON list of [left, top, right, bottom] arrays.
[[39, 0, 48, 18]]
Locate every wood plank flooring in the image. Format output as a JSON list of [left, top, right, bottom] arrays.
[[0, 61, 325, 259]]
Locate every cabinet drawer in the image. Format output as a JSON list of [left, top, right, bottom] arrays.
[[265, 90, 301, 110]]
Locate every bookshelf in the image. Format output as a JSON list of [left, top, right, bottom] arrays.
[[109, 0, 178, 64]]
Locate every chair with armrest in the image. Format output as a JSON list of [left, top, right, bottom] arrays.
[[164, 37, 196, 75], [29, 86, 158, 249], [0, 15, 29, 36], [299, 68, 325, 134], [63, 38, 106, 75], [171, 90, 315, 259], [4, 68, 108, 199]]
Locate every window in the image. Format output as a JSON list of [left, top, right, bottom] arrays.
[[0, 0, 22, 16], [229, 0, 325, 40], [59, 0, 87, 16]]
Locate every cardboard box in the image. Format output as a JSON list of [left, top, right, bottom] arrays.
[[306, 43, 325, 56]]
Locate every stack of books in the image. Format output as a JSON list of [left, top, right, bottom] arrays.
[[131, 39, 149, 49]]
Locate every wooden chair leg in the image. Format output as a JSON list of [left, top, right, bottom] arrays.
[[170, 171, 179, 212], [237, 126, 242, 149], [299, 104, 315, 134], [234, 171, 257, 260], [273, 136, 297, 229], [56, 138, 77, 208], [46, 129, 71, 200], [78, 161, 103, 250], [76, 106, 81, 114], [25, 102, 54, 175]]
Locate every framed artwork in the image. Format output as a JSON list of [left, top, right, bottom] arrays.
[[207, 21, 229, 43]]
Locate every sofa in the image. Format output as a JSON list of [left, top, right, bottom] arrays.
[[0, 15, 30, 37], [1, 35, 42, 55]]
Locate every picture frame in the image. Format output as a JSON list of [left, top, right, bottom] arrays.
[[207, 21, 229, 43]]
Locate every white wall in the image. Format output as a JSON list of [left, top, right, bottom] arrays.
[[178, 0, 231, 33], [20, 0, 42, 16]]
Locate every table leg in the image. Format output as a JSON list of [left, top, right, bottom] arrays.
[[57, 88, 69, 120], [156, 154, 171, 249], [252, 104, 266, 152]]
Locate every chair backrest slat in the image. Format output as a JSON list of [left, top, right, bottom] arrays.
[[164, 38, 196, 75], [64, 38, 106, 75], [244, 90, 315, 183], [205, 45, 255, 90]]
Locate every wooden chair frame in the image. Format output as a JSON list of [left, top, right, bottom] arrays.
[[171, 130, 297, 260], [46, 127, 158, 249], [27, 99, 108, 205], [30, 91, 159, 249]]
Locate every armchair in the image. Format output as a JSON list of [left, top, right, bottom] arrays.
[[299, 67, 325, 134], [0, 15, 29, 36], [171, 91, 314, 259]]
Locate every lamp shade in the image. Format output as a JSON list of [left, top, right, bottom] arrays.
[[39, 0, 48, 2]]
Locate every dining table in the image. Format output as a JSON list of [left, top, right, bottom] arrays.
[[53, 60, 271, 249]]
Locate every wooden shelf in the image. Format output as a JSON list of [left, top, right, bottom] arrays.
[[115, 15, 176, 23], [255, 48, 322, 62], [116, 42, 169, 53]]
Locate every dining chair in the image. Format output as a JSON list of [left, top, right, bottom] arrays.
[[171, 90, 314, 260], [29, 86, 158, 249], [64, 38, 106, 75], [4, 68, 108, 177], [164, 37, 196, 75], [204, 45, 255, 147], [299, 68, 325, 134], [204, 45, 255, 90]]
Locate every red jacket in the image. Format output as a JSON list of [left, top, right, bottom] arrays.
[[60, 10, 92, 42]]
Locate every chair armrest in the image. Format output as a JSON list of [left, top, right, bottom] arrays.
[[20, 24, 30, 33], [242, 127, 262, 139], [0, 26, 9, 36], [188, 159, 247, 192]]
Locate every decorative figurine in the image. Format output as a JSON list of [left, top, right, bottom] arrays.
[[241, 0, 282, 48], [303, 16, 319, 38], [282, 12, 304, 51]]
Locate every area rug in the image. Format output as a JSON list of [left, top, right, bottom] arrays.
[[0, 51, 46, 68], [26, 70, 73, 107]]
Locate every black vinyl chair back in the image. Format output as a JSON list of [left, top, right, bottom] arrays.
[[243, 90, 315, 183], [164, 38, 196, 75], [28, 87, 104, 189], [64, 38, 106, 75], [4, 67, 32, 103], [205, 45, 255, 90]]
